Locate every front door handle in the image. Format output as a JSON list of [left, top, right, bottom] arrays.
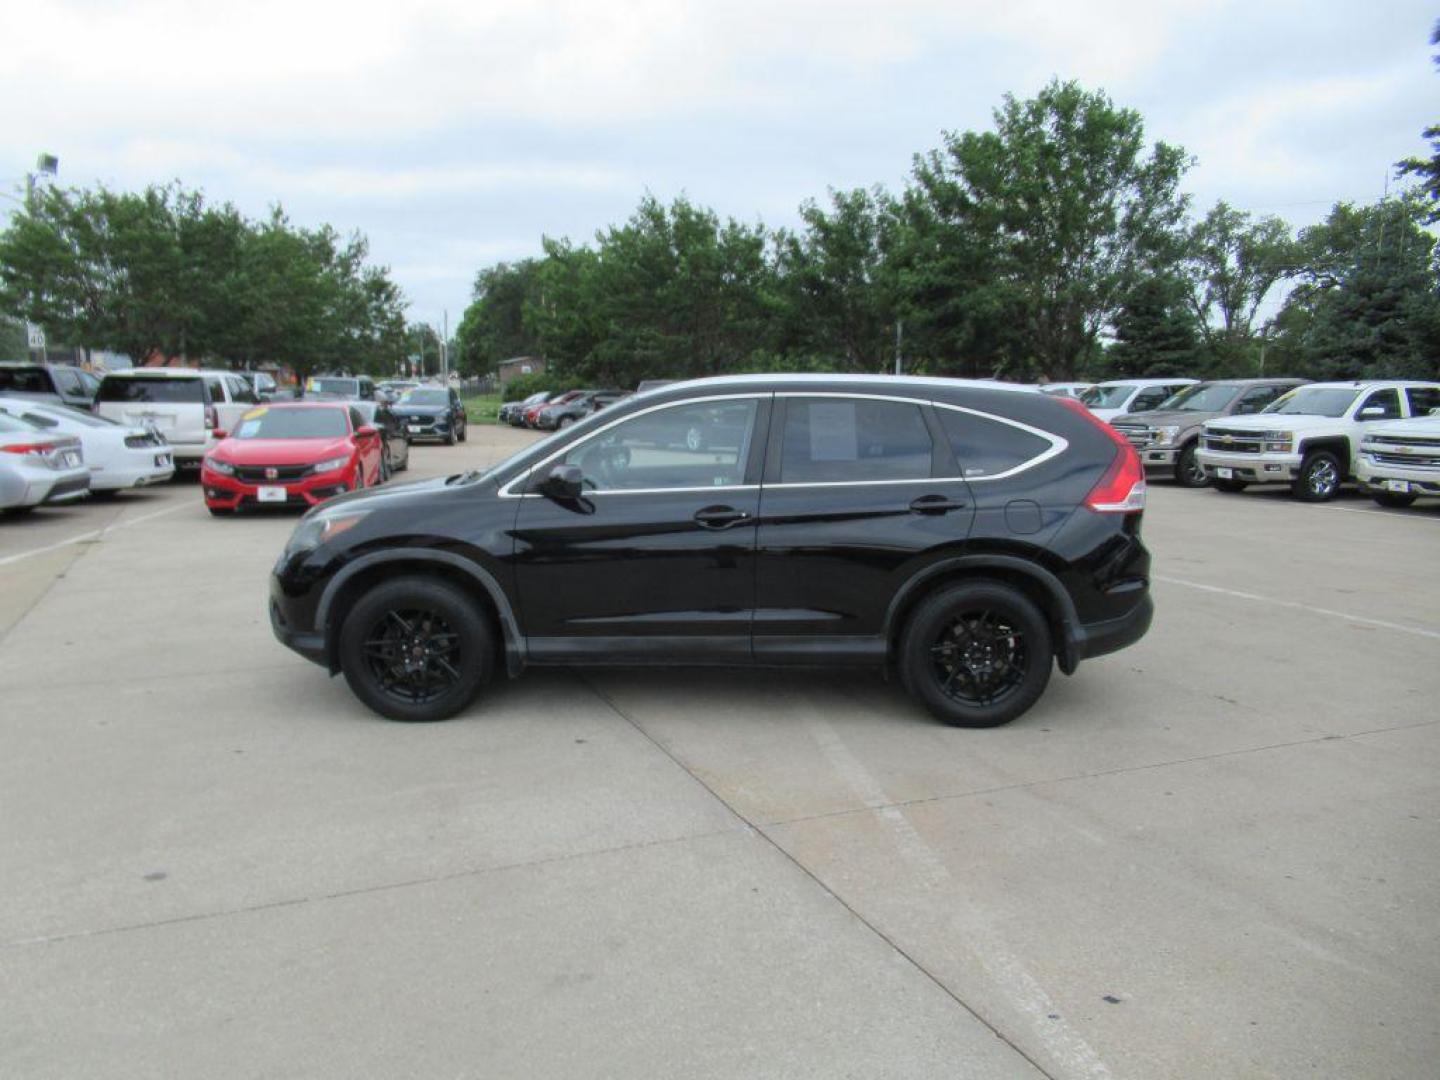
[[693, 505, 751, 529], [909, 495, 968, 515]]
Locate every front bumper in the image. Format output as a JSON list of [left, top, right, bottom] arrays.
[[1138, 447, 1179, 468], [1194, 448, 1301, 483], [269, 584, 327, 666], [1355, 457, 1440, 497], [203, 466, 354, 510], [398, 416, 452, 440]]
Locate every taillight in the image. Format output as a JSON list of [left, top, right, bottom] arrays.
[[205, 404, 218, 430], [1055, 397, 1146, 513], [0, 442, 58, 456]]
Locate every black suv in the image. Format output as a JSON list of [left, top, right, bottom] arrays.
[[270, 376, 1153, 727], [391, 387, 468, 444]]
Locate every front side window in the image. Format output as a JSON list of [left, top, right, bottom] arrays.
[[560, 398, 759, 491], [1405, 387, 1440, 417], [229, 377, 258, 404], [780, 398, 932, 484], [938, 409, 1051, 479], [1359, 389, 1401, 420]]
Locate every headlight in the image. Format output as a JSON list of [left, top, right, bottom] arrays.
[[1154, 425, 1180, 446], [283, 511, 369, 556], [1262, 430, 1293, 453], [206, 456, 235, 476], [313, 455, 351, 473]]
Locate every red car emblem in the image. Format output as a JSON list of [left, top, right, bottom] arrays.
[[265, 467, 278, 480]]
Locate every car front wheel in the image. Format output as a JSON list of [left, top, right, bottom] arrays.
[[900, 580, 1052, 728], [1293, 450, 1342, 502], [1174, 442, 1208, 488], [338, 576, 493, 722]]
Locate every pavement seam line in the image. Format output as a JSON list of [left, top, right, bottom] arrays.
[[1, 825, 743, 952], [0, 501, 189, 567], [574, 670, 1059, 1080], [1153, 573, 1440, 640], [762, 717, 1440, 831]]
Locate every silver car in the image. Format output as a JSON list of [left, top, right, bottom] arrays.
[[0, 411, 90, 513]]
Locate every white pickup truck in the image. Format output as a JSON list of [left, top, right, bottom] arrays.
[[1355, 412, 1440, 508], [1195, 380, 1440, 501]]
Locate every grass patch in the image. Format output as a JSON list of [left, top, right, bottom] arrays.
[[462, 392, 504, 424]]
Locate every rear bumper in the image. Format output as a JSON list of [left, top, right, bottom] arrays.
[[1073, 593, 1153, 664], [41, 473, 93, 504]]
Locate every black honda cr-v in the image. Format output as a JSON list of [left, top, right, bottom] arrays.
[[270, 375, 1152, 727]]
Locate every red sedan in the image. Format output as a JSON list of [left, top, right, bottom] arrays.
[[201, 403, 384, 515]]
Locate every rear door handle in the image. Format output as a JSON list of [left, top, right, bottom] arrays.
[[909, 495, 968, 514], [693, 505, 751, 529]]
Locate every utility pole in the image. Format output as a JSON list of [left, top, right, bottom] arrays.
[[894, 319, 903, 376], [442, 310, 449, 382]]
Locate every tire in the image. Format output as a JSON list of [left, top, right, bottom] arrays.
[[558, 416, 574, 429], [458, 422, 467, 443], [900, 580, 1052, 728], [1372, 492, 1417, 509], [1174, 442, 1209, 488], [1292, 450, 1342, 502], [338, 576, 493, 722], [445, 426, 457, 446], [1213, 477, 1248, 493]]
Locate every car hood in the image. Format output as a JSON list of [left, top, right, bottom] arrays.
[[310, 472, 476, 515], [1205, 413, 1346, 432], [1361, 416, 1440, 438], [213, 436, 354, 464], [1113, 409, 1213, 427], [394, 404, 449, 416]]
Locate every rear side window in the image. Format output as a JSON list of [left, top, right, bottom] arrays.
[[0, 367, 51, 393], [228, 377, 258, 405], [780, 398, 932, 483], [937, 409, 1052, 479], [97, 377, 204, 404], [1406, 387, 1440, 416]]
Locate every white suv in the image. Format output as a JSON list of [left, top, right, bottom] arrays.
[[96, 368, 259, 464], [1196, 380, 1440, 501], [1081, 378, 1198, 422]]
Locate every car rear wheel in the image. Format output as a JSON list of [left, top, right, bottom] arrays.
[[900, 580, 1052, 728], [1293, 450, 1342, 502], [338, 576, 493, 722], [1213, 477, 1248, 493], [1174, 442, 1209, 488]]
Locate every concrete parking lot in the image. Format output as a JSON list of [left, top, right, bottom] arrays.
[[2, 430, 1437, 1080]]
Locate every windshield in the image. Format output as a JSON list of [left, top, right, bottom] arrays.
[[1158, 384, 1240, 412], [1081, 384, 1135, 407], [550, 391, 582, 405], [523, 392, 550, 405], [400, 389, 448, 406], [232, 407, 350, 439], [307, 378, 359, 396], [1263, 387, 1360, 418], [97, 376, 205, 403]]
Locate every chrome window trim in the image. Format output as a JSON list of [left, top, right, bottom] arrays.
[[774, 392, 1066, 484], [497, 393, 767, 498]]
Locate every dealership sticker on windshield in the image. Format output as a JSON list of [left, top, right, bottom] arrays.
[[242, 407, 268, 421]]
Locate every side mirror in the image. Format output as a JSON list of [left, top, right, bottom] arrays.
[[542, 463, 584, 500], [1359, 407, 1386, 419], [212, 429, 228, 440], [356, 425, 379, 438]]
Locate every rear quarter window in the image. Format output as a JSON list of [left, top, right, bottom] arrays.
[[937, 409, 1053, 479], [0, 368, 52, 393]]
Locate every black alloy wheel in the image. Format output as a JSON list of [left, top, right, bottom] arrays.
[[901, 580, 1052, 727], [1175, 442, 1209, 488], [338, 576, 492, 721]]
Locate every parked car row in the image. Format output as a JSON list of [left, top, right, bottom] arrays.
[[500, 388, 628, 429]]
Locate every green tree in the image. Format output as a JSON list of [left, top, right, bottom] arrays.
[[1184, 200, 1295, 372], [455, 259, 542, 373], [1276, 196, 1440, 380], [1109, 276, 1200, 376], [1396, 20, 1440, 222], [902, 79, 1191, 379]]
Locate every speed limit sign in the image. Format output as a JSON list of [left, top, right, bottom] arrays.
[[26, 323, 45, 350]]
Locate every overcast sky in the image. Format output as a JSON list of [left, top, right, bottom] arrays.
[[3, 1, 1435, 330]]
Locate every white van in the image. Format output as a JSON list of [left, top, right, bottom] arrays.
[[96, 369, 259, 464]]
